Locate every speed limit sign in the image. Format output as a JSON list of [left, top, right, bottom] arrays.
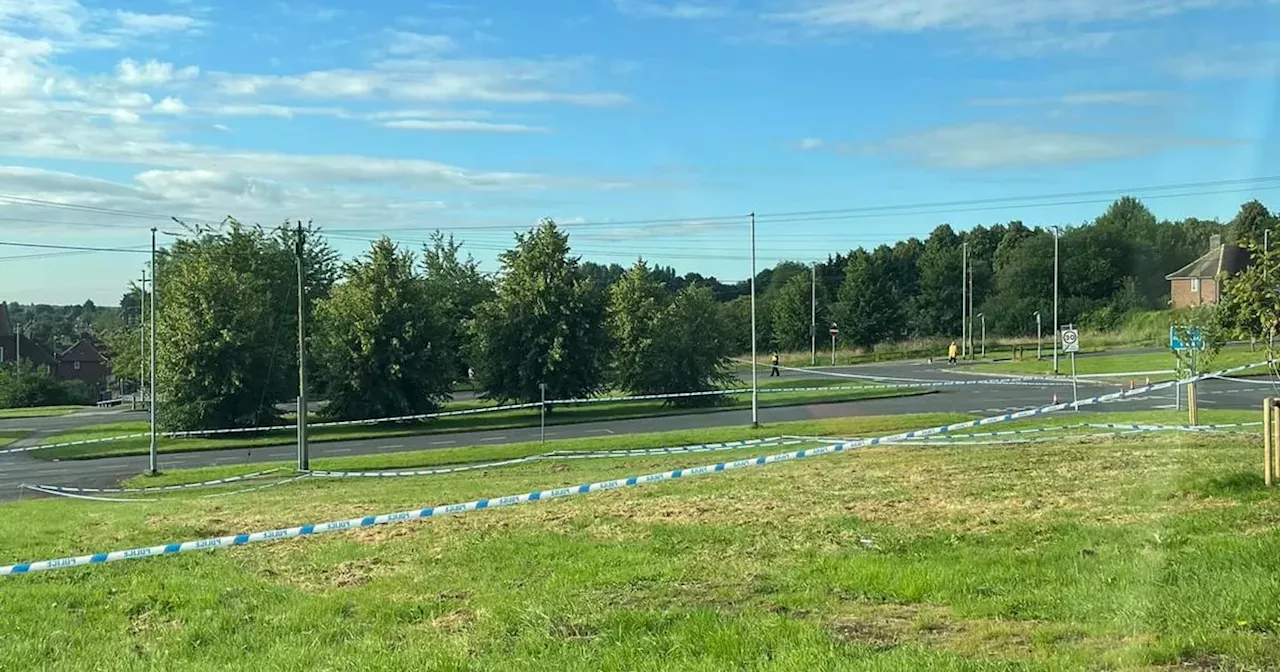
[[1062, 328, 1080, 353]]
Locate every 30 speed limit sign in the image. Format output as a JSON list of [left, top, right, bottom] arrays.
[[1061, 328, 1080, 353]]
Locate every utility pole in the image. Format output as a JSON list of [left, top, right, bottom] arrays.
[[295, 221, 310, 471], [137, 270, 146, 412], [967, 260, 974, 360], [749, 212, 758, 428], [810, 262, 817, 366], [13, 322, 19, 364], [148, 228, 157, 476], [1053, 226, 1060, 375], [961, 242, 967, 360]]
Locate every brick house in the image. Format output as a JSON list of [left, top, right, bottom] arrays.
[[55, 335, 111, 389], [1165, 234, 1252, 308], [0, 303, 55, 371]]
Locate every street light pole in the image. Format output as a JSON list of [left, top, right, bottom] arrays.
[[137, 270, 147, 412], [295, 221, 310, 472], [749, 212, 758, 428], [810, 262, 816, 367], [148, 228, 157, 476], [1053, 226, 1060, 375], [960, 242, 967, 360]]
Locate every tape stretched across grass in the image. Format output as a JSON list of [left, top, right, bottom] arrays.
[[0, 360, 1268, 577], [0, 371, 1093, 457]]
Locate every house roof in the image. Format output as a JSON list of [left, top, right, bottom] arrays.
[[1165, 244, 1252, 280], [58, 336, 108, 363], [0, 334, 55, 366]]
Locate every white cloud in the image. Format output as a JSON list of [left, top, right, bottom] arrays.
[[112, 10, 203, 36], [211, 58, 629, 106], [1166, 44, 1280, 79], [116, 58, 200, 86], [795, 137, 823, 150], [383, 119, 549, 133], [969, 90, 1171, 106], [873, 123, 1229, 169], [113, 90, 152, 107], [386, 30, 456, 55], [109, 108, 139, 124], [153, 96, 187, 114], [613, 0, 731, 19], [768, 0, 1244, 32]]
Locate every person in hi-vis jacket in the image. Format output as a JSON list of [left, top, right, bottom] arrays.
[[770, 352, 781, 377], [947, 341, 958, 365]]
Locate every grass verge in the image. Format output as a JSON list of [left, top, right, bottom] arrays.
[[0, 429, 28, 448], [2, 411, 1277, 668], [35, 386, 931, 461], [0, 405, 88, 419], [970, 345, 1268, 379]]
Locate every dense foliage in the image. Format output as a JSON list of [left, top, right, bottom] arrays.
[[9, 196, 1279, 422]]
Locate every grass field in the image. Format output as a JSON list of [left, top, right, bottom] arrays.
[[0, 429, 27, 448], [34, 384, 929, 461], [0, 405, 87, 419], [2, 410, 1277, 668], [971, 345, 1269, 379]]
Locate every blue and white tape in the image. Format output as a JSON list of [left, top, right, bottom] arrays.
[[1, 360, 1261, 577], [21, 468, 288, 494]]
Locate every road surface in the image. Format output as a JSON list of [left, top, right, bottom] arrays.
[[2, 359, 1275, 500]]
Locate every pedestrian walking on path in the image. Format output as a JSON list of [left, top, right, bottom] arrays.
[[948, 341, 958, 365], [770, 352, 781, 377]]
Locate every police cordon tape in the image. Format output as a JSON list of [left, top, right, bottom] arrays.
[[22, 438, 805, 497], [1, 359, 1268, 576], [0, 372, 1092, 457]]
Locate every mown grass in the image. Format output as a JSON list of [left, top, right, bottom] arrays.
[[0, 429, 27, 448], [0, 405, 88, 419], [34, 386, 930, 461], [971, 345, 1268, 379], [2, 413, 1278, 669]]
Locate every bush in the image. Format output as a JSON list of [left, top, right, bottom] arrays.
[[0, 362, 92, 409]]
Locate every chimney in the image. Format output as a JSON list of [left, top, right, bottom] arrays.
[[1210, 234, 1222, 251]]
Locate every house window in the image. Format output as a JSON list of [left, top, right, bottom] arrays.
[[73, 361, 81, 371], [1190, 277, 1201, 292]]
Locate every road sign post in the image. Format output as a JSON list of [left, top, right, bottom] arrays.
[[1062, 327, 1080, 410], [1171, 326, 1205, 424], [829, 323, 838, 366]]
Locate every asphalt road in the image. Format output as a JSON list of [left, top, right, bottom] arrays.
[[2, 358, 1275, 501]]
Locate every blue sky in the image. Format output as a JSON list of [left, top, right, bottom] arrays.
[[1, 0, 1278, 304]]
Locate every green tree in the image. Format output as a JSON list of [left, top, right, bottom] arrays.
[[154, 221, 336, 431], [770, 272, 816, 352], [0, 360, 92, 408], [913, 225, 962, 337], [1230, 200, 1276, 249], [421, 231, 494, 381], [314, 238, 449, 421], [983, 228, 1053, 335], [837, 250, 900, 348], [469, 219, 609, 403], [650, 284, 733, 400], [608, 260, 669, 394]]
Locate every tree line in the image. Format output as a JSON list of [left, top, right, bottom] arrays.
[[112, 219, 735, 431], [6, 195, 1278, 417]]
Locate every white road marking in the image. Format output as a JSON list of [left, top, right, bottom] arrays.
[[429, 440, 456, 446]]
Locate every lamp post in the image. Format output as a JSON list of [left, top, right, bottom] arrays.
[[1053, 226, 1061, 375], [749, 212, 758, 428]]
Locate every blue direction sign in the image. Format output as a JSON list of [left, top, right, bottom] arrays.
[[1170, 326, 1204, 352]]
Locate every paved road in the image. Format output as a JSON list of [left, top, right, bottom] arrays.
[[2, 358, 1275, 501]]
